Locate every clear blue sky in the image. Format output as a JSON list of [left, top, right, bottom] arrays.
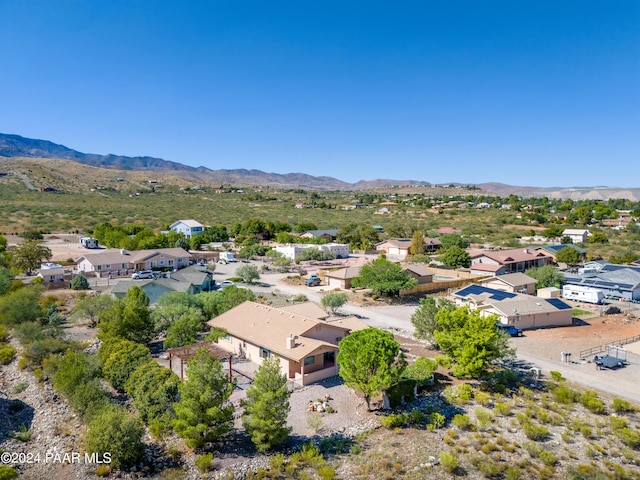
[[1, 1, 638, 187]]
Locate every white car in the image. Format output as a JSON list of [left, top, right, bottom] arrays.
[[218, 280, 236, 289], [132, 270, 154, 280]]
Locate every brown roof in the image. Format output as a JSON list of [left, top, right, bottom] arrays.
[[325, 266, 362, 280], [470, 263, 503, 272], [275, 302, 329, 320], [485, 273, 536, 287], [470, 248, 551, 265], [324, 316, 369, 332], [402, 264, 434, 277], [76, 247, 191, 265], [207, 302, 342, 361]]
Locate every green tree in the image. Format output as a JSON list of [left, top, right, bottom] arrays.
[[560, 235, 573, 244], [440, 245, 471, 268], [99, 338, 151, 392], [242, 356, 292, 452], [85, 404, 146, 470], [588, 231, 608, 244], [0, 266, 12, 296], [69, 293, 115, 328], [0, 285, 44, 325], [525, 265, 565, 289], [351, 255, 417, 296], [70, 274, 90, 290], [555, 247, 582, 266], [0, 234, 7, 252], [409, 231, 425, 255], [440, 234, 469, 250], [10, 240, 52, 275], [236, 264, 260, 284], [125, 360, 180, 426], [337, 328, 407, 411], [321, 292, 348, 314], [173, 348, 235, 448], [411, 296, 455, 347], [336, 224, 380, 250], [542, 226, 564, 239], [197, 287, 255, 318], [175, 237, 190, 250], [98, 286, 154, 344], [433, 307, 513, 378], [163, 311, 204, 348]]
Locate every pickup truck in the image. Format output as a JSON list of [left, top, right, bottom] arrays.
[[305, 274, 321, 287]]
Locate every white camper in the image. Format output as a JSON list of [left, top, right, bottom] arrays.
[[562, 285, 604, 305], [79, 236, 99, 249]]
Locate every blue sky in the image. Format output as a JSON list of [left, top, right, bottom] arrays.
[[1, 1, 638, 187]]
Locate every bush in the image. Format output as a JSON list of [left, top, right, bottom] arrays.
[[439, 451, 458, 473], [71, 275, 90, 290], [194, 453, 214, 474], [612, 398, 632, 413], [0, 344, 16, 364], [380, 412, 407, 429], [495, 402, 512, 416], [522, 421, 549, 441], [0, 466, 19, 480], [550, 370, 563, 382], [452, 414, 472, 430], [428, 412, 446, 430], [614, 427, 640, 448], [579, 391, 605, 414], [553, 385, 579, 404], [0, 325, 8, 343], [540, 450, 557, 466]]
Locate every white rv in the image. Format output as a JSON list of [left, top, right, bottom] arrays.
[[79, 236, 99, 249], [562, 285, 604, 305]]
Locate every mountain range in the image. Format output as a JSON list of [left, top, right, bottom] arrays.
[[2, 133, 639, 200]]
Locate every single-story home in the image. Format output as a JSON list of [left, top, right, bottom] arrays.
[[299, 229, 339, 242], [207, 301, 368, 386], [535, 244, 587, 263], [469, 247, 552, 275], [324, 266, 362, 290], [562, 229, 590, 243], [169, 219, 204, 239], [452, 284, 573, 329], [376, 237, 442, 258], [76, 248, 191, 275], [274, 243, 349, 260], [402, 264, 434, 285], [478, 273, 537, 295], [36, 267, 68, 284], [110, 264, 215, 304]]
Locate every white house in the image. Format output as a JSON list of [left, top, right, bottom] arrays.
[[274, 243, 349, 260], [562, 229, 590, 243], [169, 219, 204, 239]]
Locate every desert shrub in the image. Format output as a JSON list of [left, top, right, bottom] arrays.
[[475, 407, 493, 431], [610, 416, 628, 430], [579, 391, 605, 414], [612, 398, 632, 413], [0, 344, 16, 364], [0, 325, 8, 342], [614, 428, 640, 448], [540, 450, 558, 466], [194, 453, 214, 474], [428, 412, 446, 430], [495, 402, 512, 416], [566, 464, 610, 480], [474, 390, 492, 406], [452, 414, 472, 430], [95, 465, 110, 477], [386, 379, 416, 407], [550, 370, 563, 382], [407, 409, 425, 425], [522, 421, 548, 441], [553, 385, 580, 404], [439, 451, 458, 473], [443, 383, 473, 405], [523, 440, 542, 457], [380, 412, 408, 429], [0, 466, 19, 480]]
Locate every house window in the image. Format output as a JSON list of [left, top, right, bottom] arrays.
[[122, 263, 127, 269], [160, 260, 165, 265], [151, 262, 157, 268], [259, 347, 271, 359], [224, 334, 231, 342], [304, 356, 315, 366], [105, 264, 111, 269], [168, 260, 174, 266], [97, 265, 102, 271], [324, 351, 335, 363]]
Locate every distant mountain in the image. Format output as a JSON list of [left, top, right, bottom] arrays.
[[0, 133, 433, 190], [2, 133, 639, 199]]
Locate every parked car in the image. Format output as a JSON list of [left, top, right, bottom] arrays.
[[132, 270, 154, 280], [305, 274, 321, 287], [497, 324, 524, 337], [218, 280, 236, 289]]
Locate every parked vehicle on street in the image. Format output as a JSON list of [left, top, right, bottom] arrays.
[[132, 270, 154, 280], [218, 280, 236, 289]]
